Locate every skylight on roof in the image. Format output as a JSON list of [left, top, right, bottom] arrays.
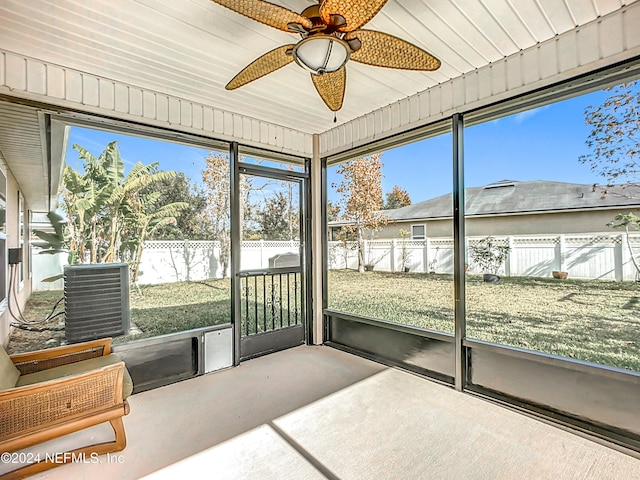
[[484, 180, 516, 189]]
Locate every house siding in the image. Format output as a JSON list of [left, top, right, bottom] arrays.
[[364, 208, 638, 240], [0, 49, 313, 158], [0, 168, 32, 347]]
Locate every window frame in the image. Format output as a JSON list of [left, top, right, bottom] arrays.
[[18, 191, 24, 289], [411, 224, 426, 240], [0, 168, 6, 307]]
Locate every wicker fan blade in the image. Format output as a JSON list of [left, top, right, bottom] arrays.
[[319, 0, 388, 32], [226, 45, 295, 90], [311, 68, 346, 112], [345, 30, 440, 71], [211, 0, 312, 32]]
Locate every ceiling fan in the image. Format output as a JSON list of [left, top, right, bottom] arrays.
[[211, 0, 441, 113]]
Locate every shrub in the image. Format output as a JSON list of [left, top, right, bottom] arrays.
[[469, 236, 511, 275]]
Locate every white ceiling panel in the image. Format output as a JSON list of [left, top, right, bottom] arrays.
[[507, 2, 556, 43], [564, 0, 597, 25], [2, 0, 627, 135], [0, 102, 48, 211], [0, 0, 637, 208], [593, 0, 627, 16], [537, 0, 576, 32]]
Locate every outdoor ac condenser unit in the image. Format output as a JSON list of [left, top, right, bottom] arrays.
[[64, 263, 130, 343]]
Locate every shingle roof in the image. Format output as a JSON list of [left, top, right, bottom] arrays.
[[381, 180, 640, 221]]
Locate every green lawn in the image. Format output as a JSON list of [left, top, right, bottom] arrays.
[[328, 270, 640, 372], [128, 281, 231, 339], [8, 281, 231, 353], [11, 271, 640, 372]]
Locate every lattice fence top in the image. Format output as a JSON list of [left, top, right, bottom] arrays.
[[467, 237, 509, 247], [145, 241, 186, 250], [370, 240, 394, 247], [566, 235, 618, 245], [430, 239, 453, 246], [145, 234, 640, 250], [328, 241, 359, 249], [406, 241, 427, 247], [144, 240, 221, 249], [628, 235, 640, 245], [186, 241, 220, 249], [513, 236, 559, 245], [242, 240, 300, 248]]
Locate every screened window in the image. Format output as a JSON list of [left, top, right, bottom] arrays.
[[411, 225, 426, 240], [58, 126, 232, 343], [464, 78, 640, 373], [326, 128, 454, 334]]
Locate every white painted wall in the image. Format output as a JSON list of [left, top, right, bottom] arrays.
[[0, 50, 313, 158]]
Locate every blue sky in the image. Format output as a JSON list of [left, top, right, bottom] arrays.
[[331, 87, 616, 204], [65, 128, 210, 188], [66, 85, 622, 205]]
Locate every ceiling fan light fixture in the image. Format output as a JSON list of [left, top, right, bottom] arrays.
[[213, 0, 441, 113], [292, 35, 350, 75]]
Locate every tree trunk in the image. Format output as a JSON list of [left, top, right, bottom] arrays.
[[132, 224, 148, 283], [357, 226, 365, 273], [89, 219, 97, 263], [625, 225, 640, 278], [219, 231, 230, 278], [104, 214, 119, 263]]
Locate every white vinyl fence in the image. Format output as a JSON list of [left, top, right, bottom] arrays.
[[32, 234, 640, 291], [32, 240, 303, 289], [329, 234, 640, 281]]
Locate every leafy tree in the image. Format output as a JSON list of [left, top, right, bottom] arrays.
[[332, 153, 387, 272], [121, 189, 188, 283], [60, 167, 92, 264], [327, 201, 341, 222], [201, 152, 263, 275], [201, 153, 256, 274], [201, 153, 232, 277], [255, 192, 298, 240], [384, 185, 411, 210], [280, 174, 298, 241], [61, 141, 184, 278], [580, 81, 640, 277], [579, 81, 639, 190], [146, 173, 211, 240], [100, 161, 176, 263]]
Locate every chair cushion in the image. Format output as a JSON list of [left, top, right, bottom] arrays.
[[16, 353, 133, 399], [0, 345, 21, 391]]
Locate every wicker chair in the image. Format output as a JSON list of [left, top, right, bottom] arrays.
[[0, 338, 132, 480]]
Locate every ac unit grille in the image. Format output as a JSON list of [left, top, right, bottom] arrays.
[[64, 263, 130, 343]]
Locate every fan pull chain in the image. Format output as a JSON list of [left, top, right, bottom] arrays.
[[333, 113, 337, 123]]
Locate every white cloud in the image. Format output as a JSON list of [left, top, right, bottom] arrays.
[[512, 105, 550, 124]]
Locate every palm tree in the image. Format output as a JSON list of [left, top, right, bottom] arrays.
[[61, 153, 112, 263], [123, 189, 188, 283], [62, 141, 186, 268], [100, 160, 177, 263]]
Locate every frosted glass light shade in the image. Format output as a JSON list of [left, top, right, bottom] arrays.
[[293, 35, 349, 74]]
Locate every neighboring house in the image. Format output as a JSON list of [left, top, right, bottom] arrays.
[[329, 180, 640, 240]]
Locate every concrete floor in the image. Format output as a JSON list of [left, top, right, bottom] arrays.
[[12, 345, 640, 480]]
